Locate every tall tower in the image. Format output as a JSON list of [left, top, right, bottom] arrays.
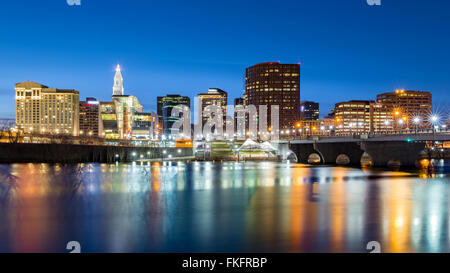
[[245, 62, 300, 129], [113, 64, 124, 96]]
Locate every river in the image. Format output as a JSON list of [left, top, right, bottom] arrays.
[[0, 161, 449, 253]]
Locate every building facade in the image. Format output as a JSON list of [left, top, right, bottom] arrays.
[[198, 88, 228, 128], [300, 101, 319, 121], [333, 100, 394, 135], [157, 95, 190, 136], [100, 101, 119, 139], [376, 90, 432, 128], [112, 95, 143, 139], [79, 97, 103, 137], [132, 112, 158, 140], [245, 62, 300, 130], [15, 82, 79, 136]]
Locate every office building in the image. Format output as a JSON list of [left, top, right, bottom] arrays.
[[333, 100, 394, 135], [132, 112, 158, 140], [300, 101, 319, 121], [198, 88, 228, 128], [245, 62, 300, 129], [79, 97, 103, 137], [100, 101, 119, 139], [112, 95, 143, 139], [376, 90, 432, 128], [157, 95, 190, 136]]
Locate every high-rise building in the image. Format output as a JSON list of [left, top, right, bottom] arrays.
[[300, 101, 319, 121], [107, 64, 144, 139], [198, 88, 228, 128], [376, 90, 432, 128], [100, 101, 119, 139], [15, 82, 79, 136], [112, 95, 143, 139], [333, 100, 394, 135], [233, 97, 245, 136], [79, 97, 103, 137], [157, 95, 190, 136], [234, 98, 244, 107], [245, 62, 300, 129], [112, 64, 124, 96], [132, 112, 158, 140]]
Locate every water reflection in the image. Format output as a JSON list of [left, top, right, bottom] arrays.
[[0, 161, 449, 253]]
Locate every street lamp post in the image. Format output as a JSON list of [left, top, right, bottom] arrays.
[[431, 115, 439, 137], [398, 119, 404, 134], [413, 117, 420, 134]]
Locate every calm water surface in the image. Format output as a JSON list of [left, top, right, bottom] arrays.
[[0, 161, 449, 253]]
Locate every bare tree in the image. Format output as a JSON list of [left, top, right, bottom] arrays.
[[0, 119, 20, 143]]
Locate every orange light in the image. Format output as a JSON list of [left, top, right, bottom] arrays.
[[295, 122, 301, 128]]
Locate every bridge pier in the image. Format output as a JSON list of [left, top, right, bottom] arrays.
[[289, 143, 322, 164], [360, 141, 426, 167], [313, 142, 365, 166]]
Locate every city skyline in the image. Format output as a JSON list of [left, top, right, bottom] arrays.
[[1, 0, 450, 118]]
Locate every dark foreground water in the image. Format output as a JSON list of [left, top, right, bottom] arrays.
[[0, 161, 449, 253]]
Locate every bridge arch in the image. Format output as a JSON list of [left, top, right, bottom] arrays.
[[360, 141, 427, 168], [336, 154, 351, 165], [307, 152, 323, 164], [360, 152, 373, 167]]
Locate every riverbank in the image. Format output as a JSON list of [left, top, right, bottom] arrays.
[[0, 143, 193, 163]]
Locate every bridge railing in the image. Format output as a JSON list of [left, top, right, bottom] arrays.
[[283, 129, 450, 141]]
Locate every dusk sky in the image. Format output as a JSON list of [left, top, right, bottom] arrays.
[[0, 0, 449, 118]]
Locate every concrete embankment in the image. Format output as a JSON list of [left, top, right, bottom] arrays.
[[0, 143, 193, 163]]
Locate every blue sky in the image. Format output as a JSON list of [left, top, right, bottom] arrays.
[[0, 0, 449, 118]]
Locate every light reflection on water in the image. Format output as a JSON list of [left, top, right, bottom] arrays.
[[0, 161, 449, 253]]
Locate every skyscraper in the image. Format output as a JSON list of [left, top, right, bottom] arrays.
[[157, 95, 190, 136], [100, 101, 119, 139], [112, 64, 124, 96], [300, 101, 319, 121], [198, 88, 228, 128], [15, 82, 79, 136], [234, 97, 245, 136], [132, 112, 159, 140], [108, 64, 144, 139], [245, 62, 300, 129], [79, 97, 103, 137]]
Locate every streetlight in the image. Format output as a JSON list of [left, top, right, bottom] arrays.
[[398, 119, 404, 134], [413, 117, 420, 133], [431, 115, 439, 136], [384, 120, 390, 134]]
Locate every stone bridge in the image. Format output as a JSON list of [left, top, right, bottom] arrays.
[[279, 133, 449, 167]]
